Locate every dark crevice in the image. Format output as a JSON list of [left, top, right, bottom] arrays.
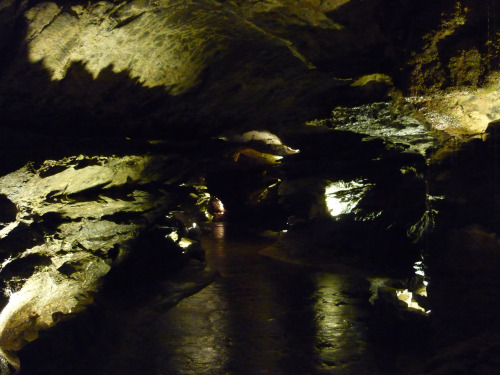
[[111, 12, 145, 30], [25, 9, 63, 44]]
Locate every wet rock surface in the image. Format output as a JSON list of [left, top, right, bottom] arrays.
[[0, 121, 434, 373], [0, 151, 216, 370], [307, 101, 440, 156], [17, 257, 214, 375]]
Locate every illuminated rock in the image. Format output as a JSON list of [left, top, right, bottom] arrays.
[[0, 154, 212, 369], [349, 73, 395, 103], [307, 101, 439, 157], [230, 130, 300, 156], [324, 179, 373, 218], [0, 0, 354, 137], [270, 127, 428, 277], [409, 77, 500, 137]]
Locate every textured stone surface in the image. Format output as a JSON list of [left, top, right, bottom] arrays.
[[0, 153, 212, 370], [410, 76, 500, 136], [307, 101, 440, 156], [0, 0, 351, 136], [0, 0, 497, 138], [25, 1, 239, 92]]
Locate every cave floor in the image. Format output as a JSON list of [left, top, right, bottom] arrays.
[[143, 222, 415, 375], [19, 222, 429, 375]]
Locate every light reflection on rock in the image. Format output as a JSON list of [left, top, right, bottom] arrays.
[[325, 179, 373, 218], [307, 102, 438, 156], [0, 153, 209, 369], [408, 76, 500, 136]]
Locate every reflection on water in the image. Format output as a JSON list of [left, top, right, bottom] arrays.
[[211, 221, 226, 240], [153, 284, 229, 374], [17, 222, 394, 375], [155, 222, 380, 374], [313, 273, 372, 371]]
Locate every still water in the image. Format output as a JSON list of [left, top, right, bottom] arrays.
[[19, 222, 400, 375], [153, 222, 384, 375]]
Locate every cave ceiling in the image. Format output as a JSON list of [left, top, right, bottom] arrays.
[[0, 0, 497, 139]]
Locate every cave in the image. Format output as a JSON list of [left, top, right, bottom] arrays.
[[0, 0, 499, 374]]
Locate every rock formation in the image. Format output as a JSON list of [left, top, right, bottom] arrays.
[[0, 0, 499, 373]]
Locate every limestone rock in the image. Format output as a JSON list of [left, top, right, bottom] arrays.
[[350, 73, 394, 103], [368, 284, 430, 350], [2, 0, 497, 138], [0, 0, 497, 372], [307, 101, 439, 157], [409, 75, 500, 137], [0, 0, 351, 136], [408, 1, 499, 94], [0, 153, 211, 369], [268, 126, 427, 277]]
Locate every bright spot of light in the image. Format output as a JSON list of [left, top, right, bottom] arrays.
[[0, 256, 13, 271], [178, 237, 194, 249], [413, 260, 426, 277], [396, 289, 413, 305], [212, 222, 225, 239], [396, 289, 427, 313], [203, 209, 212, 220], [325, 179, 372, 218], [232, 130, 299, 153], [166, 232, 179, 242]]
